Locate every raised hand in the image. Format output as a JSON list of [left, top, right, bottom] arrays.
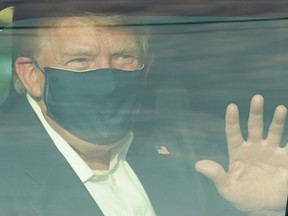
[[195, 95, 288, 216]]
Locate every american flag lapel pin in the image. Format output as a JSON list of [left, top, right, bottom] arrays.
[[155, 145, 170, 155]]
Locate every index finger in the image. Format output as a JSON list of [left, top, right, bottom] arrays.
[[266, 105, 287, 147]]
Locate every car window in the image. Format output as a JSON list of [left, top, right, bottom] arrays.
[[0, 2, 287, 216]]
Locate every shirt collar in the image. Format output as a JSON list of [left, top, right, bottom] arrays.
[[26, 94, 133, 183]]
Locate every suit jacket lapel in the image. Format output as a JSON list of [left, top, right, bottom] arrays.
[[0, 91, 103, 215]]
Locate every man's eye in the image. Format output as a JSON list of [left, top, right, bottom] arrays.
[[112, 53, 136, 63], [71, 58, 89, 63], [120, 54, 134, 59], [66, 58, 91, 71]]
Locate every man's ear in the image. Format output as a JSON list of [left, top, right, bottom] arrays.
[[15, 57, 43, 97]]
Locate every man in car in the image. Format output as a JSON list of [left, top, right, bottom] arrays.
[[0, 1, 287, 215]]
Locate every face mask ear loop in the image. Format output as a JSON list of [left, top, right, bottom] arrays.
[[138, 64, 148, 86], [31, 58, 45, 74], [139, 64, 145, 70]]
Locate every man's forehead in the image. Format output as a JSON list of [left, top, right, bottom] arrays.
[[43, 18, 139, 52]]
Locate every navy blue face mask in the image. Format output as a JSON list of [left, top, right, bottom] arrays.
[[42, 67, 145, 145]]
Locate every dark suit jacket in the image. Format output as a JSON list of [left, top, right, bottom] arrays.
[[0, 90, 261, 216]]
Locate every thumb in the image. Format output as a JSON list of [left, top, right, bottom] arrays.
[[195, 160, 227, 186]]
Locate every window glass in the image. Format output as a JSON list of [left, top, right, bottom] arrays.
[[0, 3, 287, 216]]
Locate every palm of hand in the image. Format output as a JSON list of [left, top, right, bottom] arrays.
[[224, 139, 288, 212], [196, 95, 288, 214]]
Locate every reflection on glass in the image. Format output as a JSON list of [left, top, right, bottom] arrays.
[[0, 8, 287, 216]]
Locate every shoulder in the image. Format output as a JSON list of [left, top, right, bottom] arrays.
[[0, 90, 47, 149], [0, 90, 38, 127]]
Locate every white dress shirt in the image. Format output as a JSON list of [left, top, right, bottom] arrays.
[[27, 94, 156, 216]]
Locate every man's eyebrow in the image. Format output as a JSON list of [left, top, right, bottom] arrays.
[[111, 46, 139, 55], [62, 49, 96, 57]]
